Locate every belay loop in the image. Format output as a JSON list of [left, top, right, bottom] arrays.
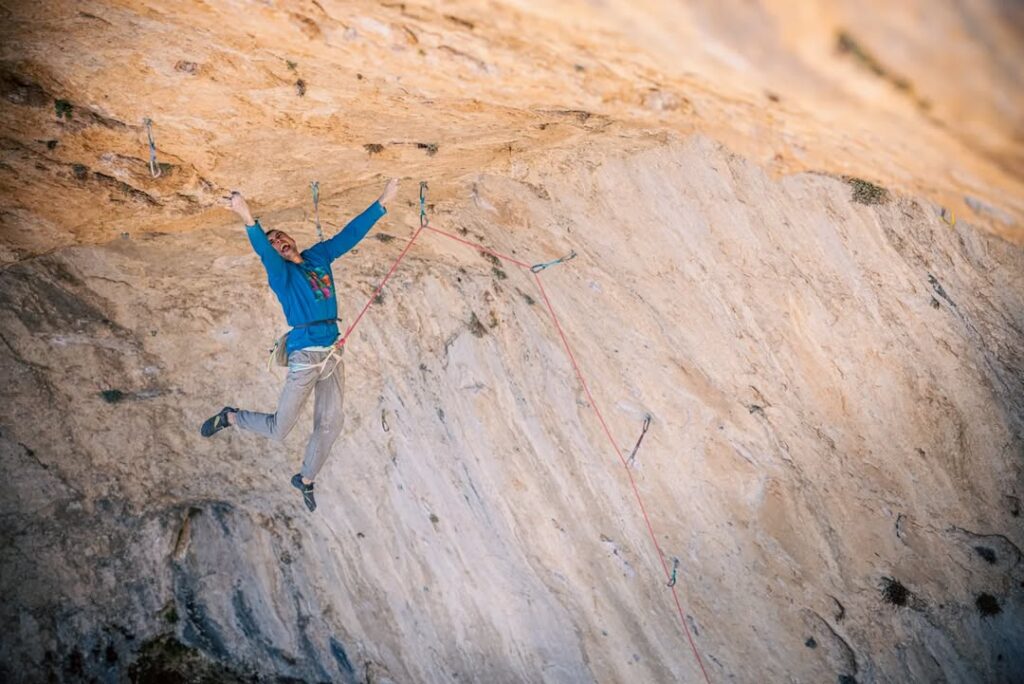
[[311, 181, 324, 242], [143, 117, 161, 178], [531, 250, 576, 273]]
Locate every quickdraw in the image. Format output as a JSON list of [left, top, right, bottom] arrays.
[[667, 557, 679, 588], [311, 181, 324, 242], [143, 117, 161, 178], [530, 249, 576, 273], [626, 414, 652, 468]]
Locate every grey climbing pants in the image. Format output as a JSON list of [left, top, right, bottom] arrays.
[[235, 348, 345, 481]]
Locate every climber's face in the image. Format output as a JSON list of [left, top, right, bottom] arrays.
[[267, 230, 298, 260]]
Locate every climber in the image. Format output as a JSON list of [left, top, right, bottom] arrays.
[[200, 179, 400, 512]]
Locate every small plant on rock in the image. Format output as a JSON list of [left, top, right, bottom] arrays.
[[880, 576, 911, 607], [843, 176, 890, 205]]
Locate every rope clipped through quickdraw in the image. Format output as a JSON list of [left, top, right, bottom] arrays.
[[667, 557, 680, 587], [335, 181, 429, 350], [143, 118, 161, 178], [626, 414, 652, 468], [311, 181, 324, 242], [419, 180, 429, 229], [530, 249, 577, 273]]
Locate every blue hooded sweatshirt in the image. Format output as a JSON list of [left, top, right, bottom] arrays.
[[246, 201, 386, 353]]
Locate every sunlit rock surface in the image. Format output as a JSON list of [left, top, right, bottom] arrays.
[[1, 1, 1022, 682]]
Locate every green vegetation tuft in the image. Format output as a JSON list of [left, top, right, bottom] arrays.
[[880, 577, 910, 607], [843, 176, 890, 205]]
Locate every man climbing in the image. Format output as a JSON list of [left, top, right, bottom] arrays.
[[200, 179, 399, 512]]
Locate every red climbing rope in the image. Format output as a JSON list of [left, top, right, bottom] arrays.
[[337, 182, 430, 346], [533, 274, 711, 684], [338, 224, 424, 345], [340, 183, 712, 682], [425, 224, 532, 269]]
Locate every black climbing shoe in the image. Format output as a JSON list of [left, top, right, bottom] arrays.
[[291, 473, 317, 512], [200, 407, 237, 437]]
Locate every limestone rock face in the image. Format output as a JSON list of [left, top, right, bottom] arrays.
[[1, 2, 1022, 683]]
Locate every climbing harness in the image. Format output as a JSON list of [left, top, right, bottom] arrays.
[[287, 345, 343, 379], [267, 318, 341, 370], [667, 557, 679, 587], [626, 414, 652, 468], [311, 181, 324, 242], [530, 249, 577, 273], [143, 118, 161, 178]]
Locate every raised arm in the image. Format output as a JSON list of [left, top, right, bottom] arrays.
[[308, 179, 399, 262], [227, 191, 287, 281], [245, 221, 287, 281]]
